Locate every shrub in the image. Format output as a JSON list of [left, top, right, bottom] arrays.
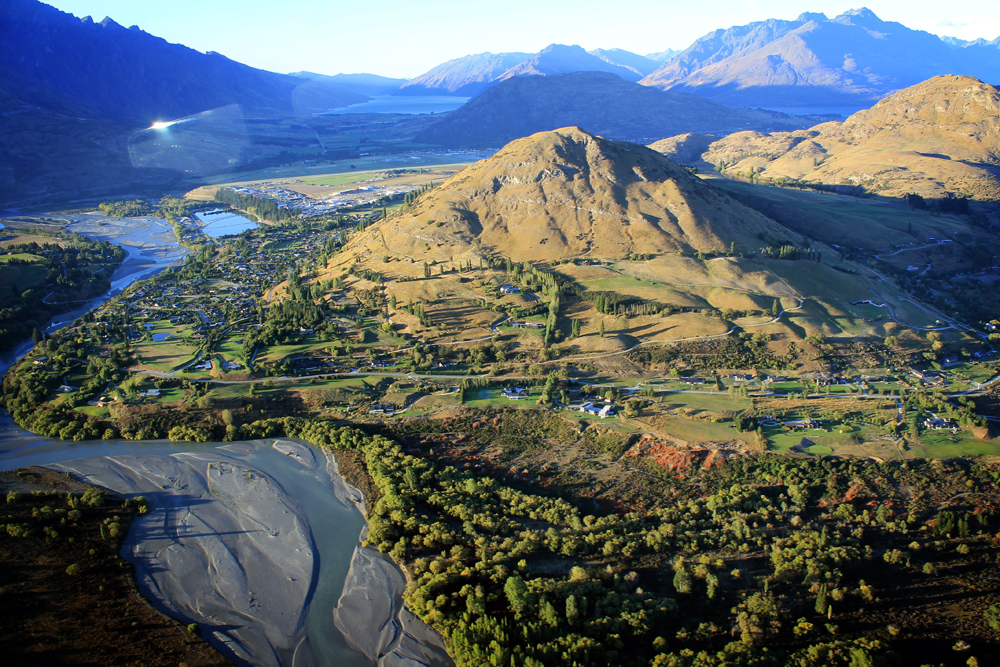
[[65, 563, 82, 576], [81, 487, 105, 508], [984, 604, 1000, 632]]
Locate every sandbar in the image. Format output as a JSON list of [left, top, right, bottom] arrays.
[[54, 450, 315, 667]]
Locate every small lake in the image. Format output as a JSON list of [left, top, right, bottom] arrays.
[[195, 209, 259, 238], [150, 333, 174, 342], [325, 95, 469, 115], [760, 106, 863, 118]]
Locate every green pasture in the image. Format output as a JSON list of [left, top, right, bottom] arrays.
[[660, 392, 750, 412], [256, 337, 335, 365], [945, 362, 995, 385], [0, 253, 43, 263], [705, 177, 981, 249], [909, 432, 1000, 458], [131, 339, 198, 373], [657, 416, 753, 444], [75, 405, 110, 418], [462, 387, 536, 408], [0, 264, 47, 290]]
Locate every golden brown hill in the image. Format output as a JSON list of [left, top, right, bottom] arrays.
[[346, 127, 799, 266], [651, 76, 1000, 201]]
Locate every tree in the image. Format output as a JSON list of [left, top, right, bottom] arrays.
[[884, 336, 897, 348], [504, 575, 528, 615], [815, 583, 829, 615], [540, 600, 559, 627], [599, 320, 605, 338], [673, 562, 693, 593], [566, 595, 580, 624], [32, 327, 43, 345]]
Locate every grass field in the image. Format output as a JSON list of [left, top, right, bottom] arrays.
[[0, 264, 47, 291], [298, 164, 466, 188], [190, 156, 481, 191], [132, 340, 198, 373], [704, 177, 983, 249], [0, 253, 43, 263], [908, 433, 1000, 458], [0, 234, 68, 249]]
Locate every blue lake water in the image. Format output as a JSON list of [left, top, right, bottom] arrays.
[[195, 209, 259, 238], [325, 95, 469, 115], [151, 333, 174, 342], [760, 106, 863, 118]]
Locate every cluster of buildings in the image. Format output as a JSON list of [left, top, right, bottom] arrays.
[[228, 184, 348, 217]]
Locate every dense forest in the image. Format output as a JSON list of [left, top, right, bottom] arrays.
[[238, 417, 1000, 667], [214, 188, 296, 223], [0, 232, 125, 350]]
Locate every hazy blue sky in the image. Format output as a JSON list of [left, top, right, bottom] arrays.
[[41, 0, 1000, 78]]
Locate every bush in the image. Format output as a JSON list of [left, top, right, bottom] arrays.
[[65, 563, 82, 576], [81, 487, 105, 508], [984, 604, 1000, 632], [187, 623, 199, 636]]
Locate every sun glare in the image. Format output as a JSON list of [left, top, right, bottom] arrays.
[[150, 120, 175, 130]]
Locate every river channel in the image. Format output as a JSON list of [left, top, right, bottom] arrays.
[[0, 213, 451, 667]]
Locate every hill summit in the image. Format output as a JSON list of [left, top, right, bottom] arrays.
[[652, 75, 1000, 201], [351, 128, 798, 265], [640, 8, 1000, 108]]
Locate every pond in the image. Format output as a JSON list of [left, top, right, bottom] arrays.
[[195, 209, 259, 238]]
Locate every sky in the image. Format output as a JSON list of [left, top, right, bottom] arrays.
[[41, 0, 1000, 79]]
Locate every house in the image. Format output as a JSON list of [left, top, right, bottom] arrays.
[[143, 388, 161, 398], [511, 321, 544, 329], [678, 377, 705, 385], [502, 387, 531, 399], [730, 373, 755, 382], [766, 375, 788, 384], [924, 417, 955, 430], [57, 384, 75, 393], [580, 402, 615, 418], [368, 403, 395, 416], [499, 285, 521, 295], [942, 357, 961, 368]]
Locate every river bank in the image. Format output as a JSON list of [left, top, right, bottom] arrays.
[[0, 416, 452, 667], [0, 209, 453, 666], [326, 452, 453, 667]]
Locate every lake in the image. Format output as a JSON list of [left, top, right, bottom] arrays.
[[761, 106, 863, 118], [195, 209, 259, 237], [325, 95, 470, 115]]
